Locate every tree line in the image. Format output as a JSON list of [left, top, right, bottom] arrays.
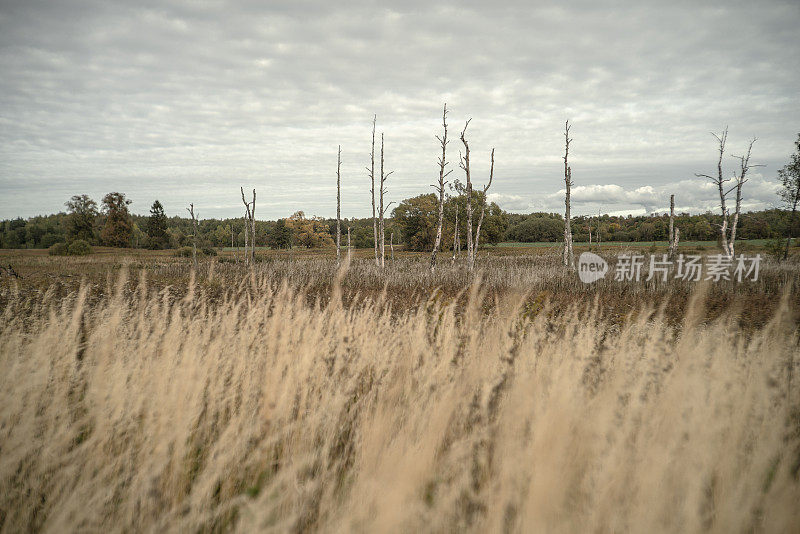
[[0, 194, 794, 251], [2, 118, 798, 259]]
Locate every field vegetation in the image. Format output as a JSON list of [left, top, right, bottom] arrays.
[[0, 247, 799, 532]]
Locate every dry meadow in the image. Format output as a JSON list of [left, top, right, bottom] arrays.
[[1, 248, 799, 532]]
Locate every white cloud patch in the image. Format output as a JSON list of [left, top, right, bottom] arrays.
[[489, 173, 782, 216]]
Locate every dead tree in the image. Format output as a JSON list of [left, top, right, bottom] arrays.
[[240, 187, 256, 265], [366, 115, 379, 266], [430, 103, 452, 272], [347, 226, 352, 262], [242, 200, 250, 263], [563, 120, 574, 268], [336, 145, 342, 265], [459, 119, 475, 271], [250, 189, 256, 262], [728, 138, 761, 257], [451, 201, 459, 266], [390, 231, 394, 261], [668, 194, 680, 259], [187, 203, 198, 269], [696, 128, 731, 256], [378, 132, 394, 268], [473, 148, 494, 257], [0, 264, 22, 279]]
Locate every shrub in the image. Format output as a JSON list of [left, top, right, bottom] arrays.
[[175, 246, 212, 258], [48, 242, 69, 256], [67, 240, 92, 256], [765, 238, 786, 259]]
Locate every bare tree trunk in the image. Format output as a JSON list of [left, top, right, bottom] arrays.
[[563, 120, 574, 268], [696, 128, 730, 256], [240, 187, 255, 265], [368, 115, 379, 266], [728, 138, 760, 258], [242, 213, 249, 265], [668, 194, 674, 251], [390, 231, 394, 261], [668, 194, 678, 259], [187, 203, 198, 270], [473, 148, 494, 260], [347, 226, 352, 263], [459, 119, 475, 272], [336, 145, 341, 265], [430, 103, 451, 272], [379, 133, 385, 268], [250, 189, 256, 264], [597, 208, 601, 247], [786, 201, 798, 260], [378, 133, 394, 269], [451, 204, 459, 266]]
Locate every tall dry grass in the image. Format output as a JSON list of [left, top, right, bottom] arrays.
[[0, 268, 798, 533]]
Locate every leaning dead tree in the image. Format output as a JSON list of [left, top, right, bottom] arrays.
[[458, 119, 494, 273], [430, 103, 452, 272], [240, 187, 256, 264], [459, 119, 475, 271], [563, 120, 574, 268], [473, 148, 494, 256], [0, 264, 22, 279], [728, 138, 761, 257], [668, 194, 680, 259], [696, 128, 731, 256], [378, 133, 394, 268], [367, 115, 379, 266], [186, 203, 198, 269], [336, 145, 342, 265]]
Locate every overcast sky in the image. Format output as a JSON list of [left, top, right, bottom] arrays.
[[1, 0, 798, 220]]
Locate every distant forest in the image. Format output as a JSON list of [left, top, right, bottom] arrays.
[[0, 191, 794, 251]]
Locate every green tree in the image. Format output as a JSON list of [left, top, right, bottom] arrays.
[[392, 194, 439, 251], [267, 218, 293, 249], [65, 194, 98, 242], [285, 212, 333, 248], [778, 133, 800, 259], [477, 202, 508, 245], [146, 200, 169, 249], [504, 214, 563, 242], [100, 192, 133, 247], [392, 194, 438, 251]]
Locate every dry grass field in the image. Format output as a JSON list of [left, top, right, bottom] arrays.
[[1, 247, 799, 532]]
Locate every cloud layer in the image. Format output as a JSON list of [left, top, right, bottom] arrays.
[[1, 0, 798, 219]]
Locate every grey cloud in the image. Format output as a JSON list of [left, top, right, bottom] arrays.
[[1, 0, 798, 219]]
